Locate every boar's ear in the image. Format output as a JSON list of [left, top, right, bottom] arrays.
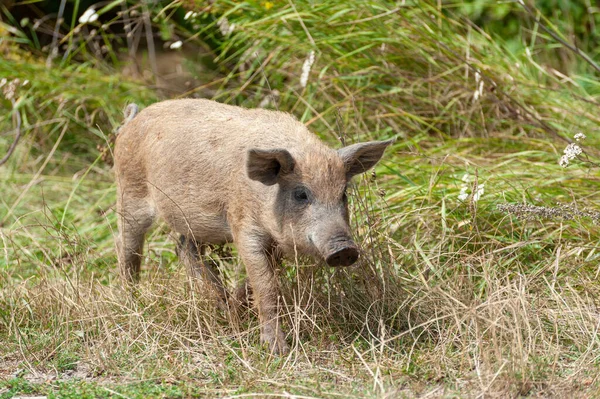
[[338, 139, 394, 179], [247, 148, 296, 186]]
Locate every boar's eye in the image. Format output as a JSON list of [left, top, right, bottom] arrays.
[[342, 186, 349, 203], [293, 187, 310, 204]]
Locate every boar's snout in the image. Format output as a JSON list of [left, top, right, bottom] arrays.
[[323, 236, 359, 267]]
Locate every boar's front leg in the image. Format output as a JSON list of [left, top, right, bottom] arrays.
[[236, 231, 289, 355]]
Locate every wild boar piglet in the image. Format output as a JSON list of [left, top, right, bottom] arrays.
[[114, 99, 393, 354]]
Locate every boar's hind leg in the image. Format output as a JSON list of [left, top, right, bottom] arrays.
[[178, 235, 229, 306], [236, 232, 289, 355], [116, 196, 155, 285]]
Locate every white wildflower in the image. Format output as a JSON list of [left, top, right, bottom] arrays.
[[184, 11, 198, 21], [559, 143, 582, 168], [473, 71, 484, 101], [259, 89, 280, 108], [0, 78, 6, 88], [169, 40, 183, 50], [2, 78, 19, 100], [300, 50, 315, 88], [259, 97, 271, 108], [79, 8, 98, 24], [217, 17, 235, 36], [564, 143, 582, 158], [458, 174, 470, 201], [458, 173, 485, 202], [559, 156, 569, 168], [525, 47, 531, 57], [458, 186, 469, 201], [473, 184, 485, 202], [574, 133, 586, 141]]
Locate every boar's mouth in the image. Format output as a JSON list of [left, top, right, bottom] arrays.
[[323, 237, 359, 267]]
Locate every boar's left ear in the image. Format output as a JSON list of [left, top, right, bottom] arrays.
[[247, 148, 296, 186], [338, 139, 394, 179]]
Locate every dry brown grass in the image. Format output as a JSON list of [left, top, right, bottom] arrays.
[[2, 171, 600, 397]]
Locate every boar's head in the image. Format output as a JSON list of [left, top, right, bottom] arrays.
[[247, 139, 393, 267]]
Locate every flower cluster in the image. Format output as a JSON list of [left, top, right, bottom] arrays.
[[559, 133, 585, 168], [79, 7, 99, 24], [0, 78, 27, 101], [497, 203, 600, 224], [559, 144, 582, 168], [217, 17, 235, 36], [458, 173, 484, 202], [300, 51, 315, 88], [184, 11, 199, 20]]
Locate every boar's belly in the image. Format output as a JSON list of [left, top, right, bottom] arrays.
[[160, 210, 233, 244]]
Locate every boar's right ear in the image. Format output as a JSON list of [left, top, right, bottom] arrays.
[[247, 148, 296, 186]]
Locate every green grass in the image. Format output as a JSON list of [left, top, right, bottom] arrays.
[[1, 377, 239, 399], [1, 0, 600, 397]]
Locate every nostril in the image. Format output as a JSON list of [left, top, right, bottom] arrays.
[[326, 246, 359, 267], [344, 250, 358, 265]]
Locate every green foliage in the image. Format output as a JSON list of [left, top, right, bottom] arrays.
[[0, 49, 157, 159], [0, 378, 214, 399], [446, 0, 600, 76], [451, 0, 599, 45]]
